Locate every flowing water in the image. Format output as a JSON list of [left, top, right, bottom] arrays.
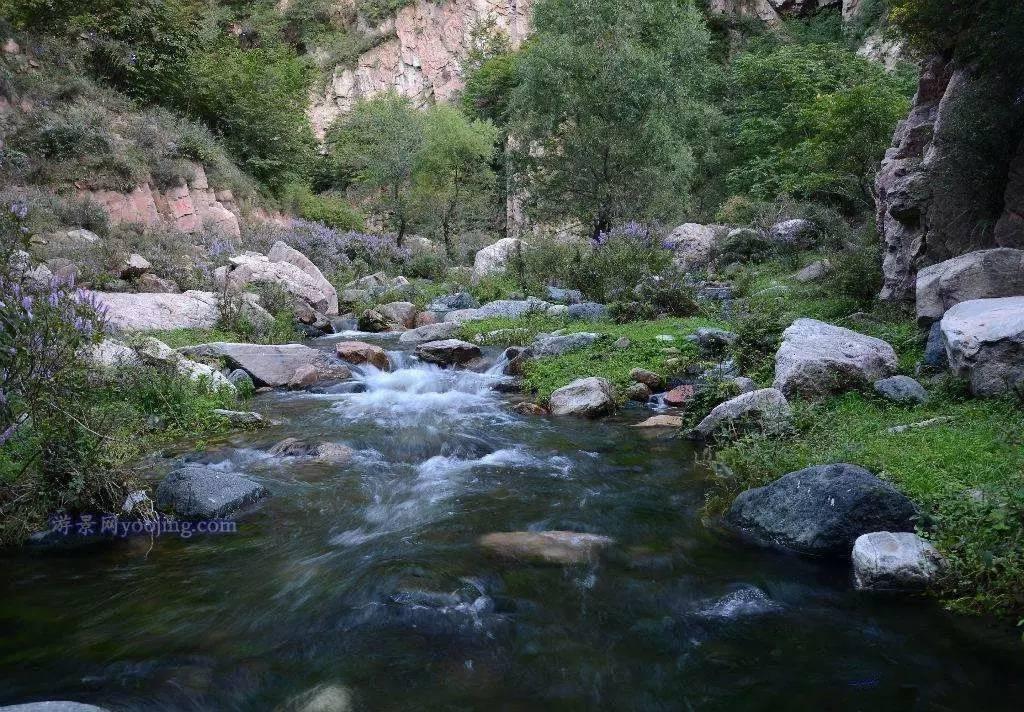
[[1, 334, 1021, 710]]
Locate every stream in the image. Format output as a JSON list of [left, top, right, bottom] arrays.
[[1, 333, 1022, 710]]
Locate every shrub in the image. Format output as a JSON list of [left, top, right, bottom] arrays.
[[718, 228, 774, 264], [731, 296, 789, 384]]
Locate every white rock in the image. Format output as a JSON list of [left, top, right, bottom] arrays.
[[852, 531, 943, 591], [940, 296, 1024, 396], [266, 241, 339, 315], [773, 319, 898, 397], [136, 337, 234, 392], [227, 251, 337, 315], [86, 339, 141, 369], [662, 223, 729, 271], [472, 237, 523, 280], [96, 290, 220, 332]]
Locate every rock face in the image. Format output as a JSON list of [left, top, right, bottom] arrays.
[[876, 57, 1024, 302], [137, 337, 234, 392], [663, 223, 729, 271], [156, 465, 268, 519], [531, 332, 599, 357], [940, 297, 1024, 396], [915, 248, 1024, 324], [726, 463, 918, 557], [773, 319, 898, 397], [852, 531, 944, 591], [693, 388, 791, 440], [309, 0, 534, 139], [548, 377, 615, 417], [180, 342, 351, 387], [478, 531, 613, 565], [874, 375, 928, 404], [267, 241, 340, 315], [335, 341, 391, 370], [77, 163, 244, 238], [415, 339, 482, 366], [472, 237, 523, 280]]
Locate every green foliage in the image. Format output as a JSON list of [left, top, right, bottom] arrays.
[[728, 41, 912, 209], [188, 39, 316, 192], [283, 186, 366, 231], [708, 389, 1024, 619], [357, 0, 414, 25], [325, 95, 498, 248], [730, 296, 788, 385], [890, 0, 1024, 80], [462, 51, 520, 125], [510, 0, 720, 237]]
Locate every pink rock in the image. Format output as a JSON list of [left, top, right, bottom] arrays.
[[415, 311, 441, 327], [663, 385, 695, 408]]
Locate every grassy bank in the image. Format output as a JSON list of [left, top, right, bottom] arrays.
[[458, 314, 727, 402]]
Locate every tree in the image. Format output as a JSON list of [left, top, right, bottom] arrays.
[[325, 94, 424, 244], [413, 105, 498, 256], [728, 42, 912, 208], [508, 0, 718, 239]]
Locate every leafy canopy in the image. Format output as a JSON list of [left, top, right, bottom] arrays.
[[728, 42, 912, 208], [509, 0, 719, 238]]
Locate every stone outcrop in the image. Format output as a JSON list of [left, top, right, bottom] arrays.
[[137, 337, 235, 392], [78, 163, 243, 238], [773, 319, 898, 397], [478, 530, 613, 565], [472, 237, 523, 280], [915, 248, 1024, 325], [548, 377, 615, 418], [852, 531, 944, 591], [224, 244, 339, 316], [940, 296, 1024, 396], [97, 290, 219, 332], [876, 57, 1024, 302], [531, 332, 599, 357], [692, 388, 791, 440], [726, 463, 918, 557], [663, 223, 729, 271], [309, 0, 534, 139]]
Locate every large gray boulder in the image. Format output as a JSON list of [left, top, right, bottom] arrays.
[[663, 223, 729, 270], [940, 296, 1024, 396], [426, 292, 478, 312], [155, 464, 268, 519], [531, 332, 599, 357], [415, 339, 482, 366], [726, 463, 918, 557], [773, 319, 898, 397], [443, 298, 550, 323], [472, 237, 522, 280], [398, 321, 459, 344], [693, 388, 791, 440], [86, 339, 141, 369], [377, 301, 418, 329], [96, 290, 219, 332], [545, 286, 583, 304], [548, 377, 615, 418], [179, 342, 351, 387], [566, 302, 608, 321], [852, 531, 944, 591], [915, 248, 1024, 325]]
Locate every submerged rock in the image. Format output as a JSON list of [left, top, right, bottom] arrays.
[[548, 377, 615, 417], [773, 319, 898, 397], [726, 463, 918, 557], [276, 683, 354, 712], [212, 409, 267, 428], [632, 415, 683, 428], [479, 531, 614, 565], [852, 531, 944, 591], [155, 465, 268, 519]]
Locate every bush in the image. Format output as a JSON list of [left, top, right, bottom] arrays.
[[731, 296, 789, 384], [718, 228, 774, 264]]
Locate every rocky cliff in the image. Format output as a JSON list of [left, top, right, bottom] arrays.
[[875, 58, 1024, 302], [309, 0, 533, 139]]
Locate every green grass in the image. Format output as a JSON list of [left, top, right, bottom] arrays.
[[461, 315, 728, 402], [141, 328, 248, 349]]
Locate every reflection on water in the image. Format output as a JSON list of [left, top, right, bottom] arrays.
[[1, 335, 1021, 711]]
